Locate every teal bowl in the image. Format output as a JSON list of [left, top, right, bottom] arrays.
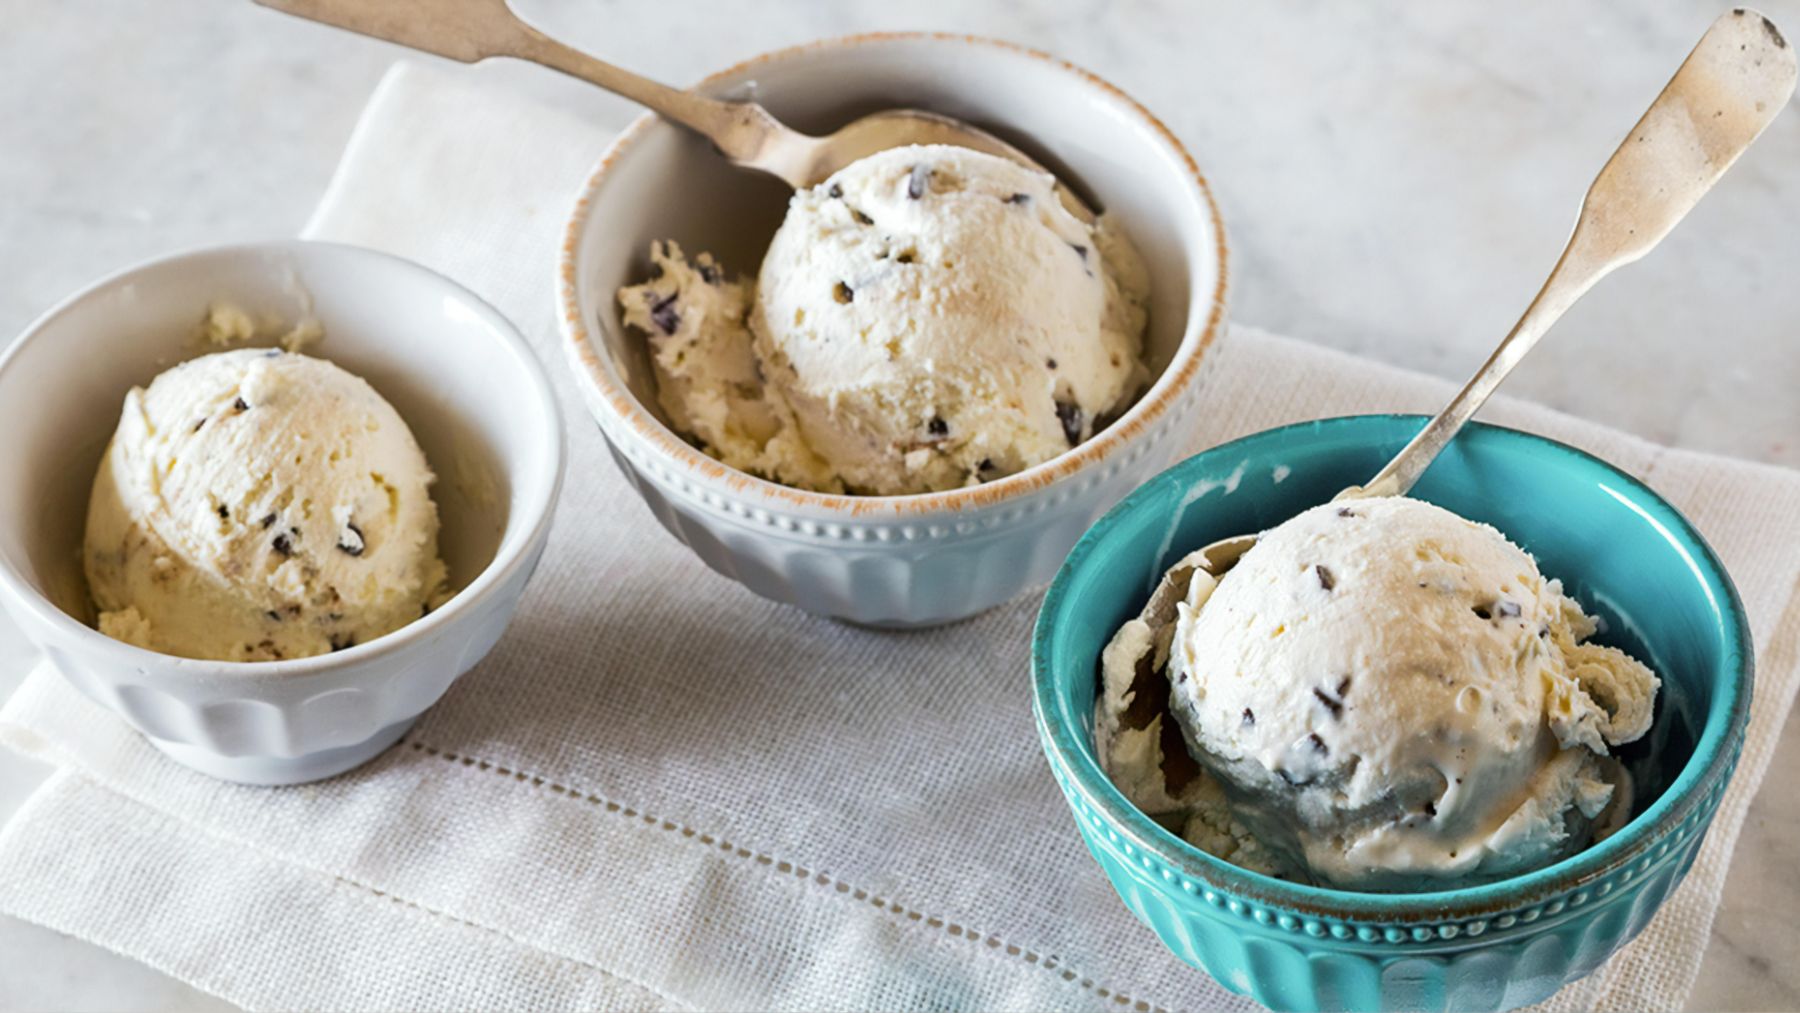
[[1032, 415, 1752, 1012]]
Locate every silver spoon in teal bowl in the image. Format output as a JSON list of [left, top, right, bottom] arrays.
[[253, 0, 1098, 220], [1182, 7, 1796, 580]]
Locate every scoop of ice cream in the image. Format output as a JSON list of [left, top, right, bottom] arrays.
[[1098, 497, 1658, 891], [84, 349, 448, 661], [752, 144, 1149, 494], [618, 143, 1150, 496]]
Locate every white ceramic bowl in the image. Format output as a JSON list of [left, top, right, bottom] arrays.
[[560, 33, 1229, 627], [0, 241, 564, 784]]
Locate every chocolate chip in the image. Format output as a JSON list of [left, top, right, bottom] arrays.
[[271, 533, 293, 557], [1423, 799, 1438, 818], [833, 281, 854, 304], [907, 164, 931, 199], [1054, 400, 1084, 445], [1337, 507, 1356, 518], [895, 249, 915, 264], [1538, 625, 1550, 639], [216, 504, 229, 520], [1176, 672, 1187, 684], [1307, 732, 1329, 755], [1497, 601, 1521, 618], [1068, 242, 1088, 260], [1315, 564, 1335, 591], [697, 262, 720, 284], [827, 182, 843, 199], [265, 610, 282, 622], [1242, 708, 1256, 727], [337, 522, 365, 557], [233, 397, 250, 412], [1313, 687, 1343, 718], [1761, 12, 1786, 48], [851, 208, 874, 226], [977, 458, 995, 472], [192, 418, 206, 433], [1004, 192, 1031, 205], [1472, 604, 1493, 620], [1336, 675, 1352, 698], [329, 634, 355, 652], [260, 513, 277, 529], [1046, 357, 1058, 370], [648, 292, 680, 335], [926, 416, 948, 437]]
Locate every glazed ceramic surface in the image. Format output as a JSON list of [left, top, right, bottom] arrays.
[[0, 241, 564, 784], [560, 33, 1228, 627], [1033, 415, 1751, 1012]]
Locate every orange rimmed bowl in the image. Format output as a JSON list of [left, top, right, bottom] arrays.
[[559, 33, 1227, 626]]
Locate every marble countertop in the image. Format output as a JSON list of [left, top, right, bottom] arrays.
[[2, 1, 1797, 1010]]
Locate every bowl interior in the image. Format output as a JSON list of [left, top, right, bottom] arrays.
[[1037, 415, 1747, 896], [570, 35, 1220, 446], [0, 241, 557, 630]]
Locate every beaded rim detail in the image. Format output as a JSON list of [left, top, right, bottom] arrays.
[[1054, 756, 1736, 945]]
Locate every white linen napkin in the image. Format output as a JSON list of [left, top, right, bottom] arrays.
[[3, 61, 1798, 1013]]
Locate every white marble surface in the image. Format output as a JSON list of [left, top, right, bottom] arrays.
[[1, 1, 1797, 1010]]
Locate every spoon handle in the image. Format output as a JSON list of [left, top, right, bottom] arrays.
[[253, 0, 804, 174], [1357, 8, 1796, 499]]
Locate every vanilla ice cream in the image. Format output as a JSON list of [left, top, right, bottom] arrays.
[[85, 349, 448, 661], [618, 143, 1150, 495], [1098, 497, 1659, 891], [619, 242, 838, 492]]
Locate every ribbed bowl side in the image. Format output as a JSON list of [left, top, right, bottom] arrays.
[[590, 377, 1201, 627], [1044, 730, 1739, 1013]]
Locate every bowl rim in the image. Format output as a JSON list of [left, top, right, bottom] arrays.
[[1032, 413, 1754, 918], [558, 30, 1229, 519], [0, 238, 567, 683]]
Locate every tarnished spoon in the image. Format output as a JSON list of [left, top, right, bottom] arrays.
[[252, 0, 1097, 220], [1183, 7, 1796, 583]]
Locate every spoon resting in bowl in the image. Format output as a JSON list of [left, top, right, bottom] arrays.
[[1181, 6, 1796, 582], [252, 0, 1098, 221]]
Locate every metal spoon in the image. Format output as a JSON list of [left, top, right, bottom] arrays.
[[1184, 7, 1796, 581], [252, 0, 1097, 219]]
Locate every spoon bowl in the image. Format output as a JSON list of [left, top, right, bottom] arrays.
[[763, 107, 1099, 220]]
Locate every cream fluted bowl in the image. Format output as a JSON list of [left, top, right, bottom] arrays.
[[561, 32, 1228, 627], [0, 241, 564, 784]]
